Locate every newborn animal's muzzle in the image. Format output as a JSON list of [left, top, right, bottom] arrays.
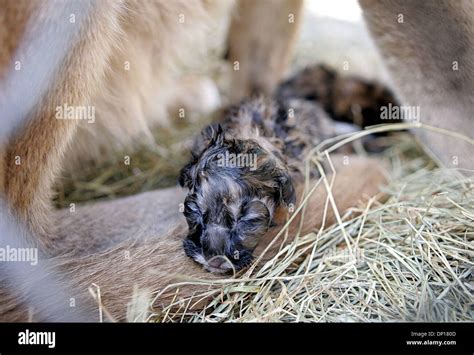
[[205, 255, 234, 273], [207, 257, 226, 269]]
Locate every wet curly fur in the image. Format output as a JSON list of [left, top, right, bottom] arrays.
[[179, 65, 398, 273]]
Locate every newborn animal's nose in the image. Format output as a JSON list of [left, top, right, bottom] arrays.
[[207, 257, 225, 269]]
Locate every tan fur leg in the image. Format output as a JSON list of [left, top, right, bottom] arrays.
[[359, 0, 474, 171], [226, 0, 303, 101]]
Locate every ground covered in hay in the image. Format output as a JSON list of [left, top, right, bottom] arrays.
[[54, 125, 473, 322]]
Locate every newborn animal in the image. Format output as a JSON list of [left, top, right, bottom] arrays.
[[179, 65, 397, 273]]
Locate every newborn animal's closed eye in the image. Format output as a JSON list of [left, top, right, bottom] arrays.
[[234, 200, 271, 249], [238, 200, 271, 225]]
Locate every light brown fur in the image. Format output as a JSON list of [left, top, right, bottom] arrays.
[[226, 0, 304, 100]]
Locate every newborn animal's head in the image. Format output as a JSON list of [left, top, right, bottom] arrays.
[[179, 124, 295, 273]]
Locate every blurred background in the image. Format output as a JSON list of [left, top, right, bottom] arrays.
[[296, 0, 390, 82]]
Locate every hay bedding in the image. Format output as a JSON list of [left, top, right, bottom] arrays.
[[55, 120, 473, 322]]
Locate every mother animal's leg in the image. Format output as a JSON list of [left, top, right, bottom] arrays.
[[225, 0, 304, 101], [359, 0, 474, 171]]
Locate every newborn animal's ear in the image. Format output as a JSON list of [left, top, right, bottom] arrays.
[[276, 173, 296, 206], [202, 123, 225, 148]]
